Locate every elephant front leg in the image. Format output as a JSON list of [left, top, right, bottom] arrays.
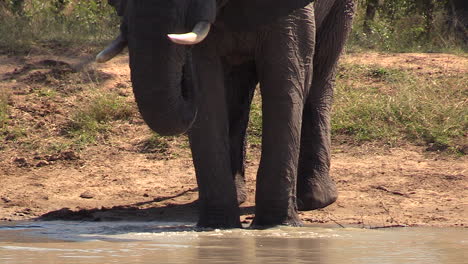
[[189, 51, 241, 228], [253, 94, 305, 227], [252, 4, 315, 226]]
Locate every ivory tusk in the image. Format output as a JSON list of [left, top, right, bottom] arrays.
[[168, 22, 211, 45]]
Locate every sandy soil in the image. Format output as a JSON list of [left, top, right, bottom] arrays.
[[0, 51, 466, 228]]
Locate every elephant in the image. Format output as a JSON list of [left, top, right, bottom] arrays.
[[99, 0, 355, 228]]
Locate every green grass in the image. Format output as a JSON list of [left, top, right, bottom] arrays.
[[332, 63, 467, 152], [47, 141, 74, 153], [140, 133, 172, 154], [65, 92, 134, 145], [247, 92, 263, 147], [0, 91, 9, 135], [35, 87, 58, 98]]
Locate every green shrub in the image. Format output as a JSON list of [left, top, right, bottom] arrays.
[[348, 1, 467, 53]]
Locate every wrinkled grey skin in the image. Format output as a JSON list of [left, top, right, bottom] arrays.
[[122, 0, 355, 228]]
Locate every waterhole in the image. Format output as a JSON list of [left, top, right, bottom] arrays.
[[0, 221, 466, 264]]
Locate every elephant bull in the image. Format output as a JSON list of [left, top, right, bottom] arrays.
[[98, 0, 356, 228]]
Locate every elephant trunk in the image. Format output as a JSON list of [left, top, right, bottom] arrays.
[[129, 44, 197, 136], [126, 0, 216, 136]]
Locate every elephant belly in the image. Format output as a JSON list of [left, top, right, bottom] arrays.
[[203, 3, 316, 68]]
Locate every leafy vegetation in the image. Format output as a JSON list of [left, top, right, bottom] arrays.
[[1, 0, 466, 53], [0, 0, 119, 53], [349, 0, 467, 52]]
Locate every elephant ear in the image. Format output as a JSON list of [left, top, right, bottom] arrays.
[[221, 0, 314, 31]]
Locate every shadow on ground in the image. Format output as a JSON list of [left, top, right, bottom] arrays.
[[38, 189, 255, 223]]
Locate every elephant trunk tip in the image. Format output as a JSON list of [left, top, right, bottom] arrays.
[[140, 106, 197, 136]]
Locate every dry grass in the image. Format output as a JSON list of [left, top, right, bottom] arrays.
[[331, 62, 467, 153]]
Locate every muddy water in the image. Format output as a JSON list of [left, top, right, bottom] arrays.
[[0, 222, 466, 264]]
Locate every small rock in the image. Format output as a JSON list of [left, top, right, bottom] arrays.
[[426, 143, 448, 152], [1, 197, 11, 203], [20, 208, 32, 215], [61, 151, 79, 160], [35, 121, 46, 128], [35, 160, 50, 167], [5, 133, 17, 141], [80, 191, 94, 199], [46, 154, 61, 162], [12, 157, 29, 167], [460, 145, 468, 155]]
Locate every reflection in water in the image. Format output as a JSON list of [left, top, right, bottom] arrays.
[[192, 235, 327, 264], [0, 222, 466, 264]]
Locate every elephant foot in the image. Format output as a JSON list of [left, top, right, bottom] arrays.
[[297, 173, 338, 211], [197, 204, 242, 229], [251, 214, 303, 228], [235, 173, 247, 205], [251, 204, 303, 228]]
